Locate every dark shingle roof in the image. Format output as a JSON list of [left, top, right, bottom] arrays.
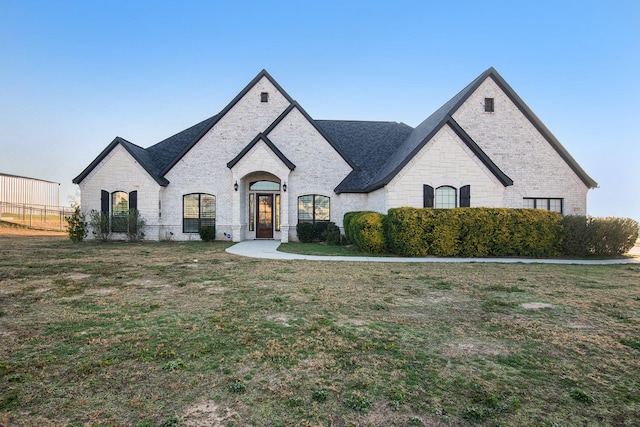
[[315, 120, 414, 192], [146, 115, 219, 173], [72, 137, 169, 186]]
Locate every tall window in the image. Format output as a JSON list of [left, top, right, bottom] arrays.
[[101, 190, 137, 233], [298, 195, 330, 224], [524, 198, 563, 214], [435, 186, 457, 209], [183, 193, 216, 233], [111, 191, 128, 232]]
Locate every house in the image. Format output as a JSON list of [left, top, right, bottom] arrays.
[[73, 67, 597, 242]]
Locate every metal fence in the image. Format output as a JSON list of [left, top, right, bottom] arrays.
[[0, 201, 74, 231]]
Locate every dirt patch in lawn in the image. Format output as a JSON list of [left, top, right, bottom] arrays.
[[182, 401, 237, 426]]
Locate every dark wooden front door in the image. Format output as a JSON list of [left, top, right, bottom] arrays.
[[256, 194, 273, 239]]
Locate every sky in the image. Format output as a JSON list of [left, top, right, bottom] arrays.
[[0, 0, 638, 220]]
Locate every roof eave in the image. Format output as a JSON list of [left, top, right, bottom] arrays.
[[72, 137, 168, 186], [227, 133, 296, 170], [485, 70, 597, 189]]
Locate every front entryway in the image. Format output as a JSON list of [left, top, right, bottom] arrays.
[[256, 194, 273, 239]]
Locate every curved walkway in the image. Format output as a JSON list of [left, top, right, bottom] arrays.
[[226, 240, 640, 265]]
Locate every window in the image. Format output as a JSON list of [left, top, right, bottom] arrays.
[[523, 198, 563, 214], [249, 194, 255, 231], [435, 186, 457, 209], [484, 97, 494, 112], [111, 191, 129, 232], [101, 190, 137, 233], [250, 180, 280, 191], [261, 92, 269, 102], [275, 194, 281, 231], [183, 193, 216, 233], [424, 185, 470, 208], [298, 195, 330, 224]]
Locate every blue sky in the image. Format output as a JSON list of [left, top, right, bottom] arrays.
[[1, 0, 638, 220]]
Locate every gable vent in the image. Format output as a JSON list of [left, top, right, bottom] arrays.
[[261, 92, 269, 102], [484, 97, 494, 112]]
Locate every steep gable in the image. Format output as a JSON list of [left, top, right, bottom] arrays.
[[73, 137, 168, 186], [157, 69, 294, 176], [227, 133, 295, 170], [357, 68, 596, 192]]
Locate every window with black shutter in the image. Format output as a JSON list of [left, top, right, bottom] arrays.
[[423, 185, 434, 208], [129, 191, 137, 211], [101, 190, 109, 214], [460, 185, 471, 207]]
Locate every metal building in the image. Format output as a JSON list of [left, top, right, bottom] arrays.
[[0, 173, 60, 209]]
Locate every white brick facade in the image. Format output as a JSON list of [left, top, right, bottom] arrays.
[[387, 126, 504, 209], [74, 68, 595, 241], [78, 145, 161, 238], [453, 78, 589, 215]]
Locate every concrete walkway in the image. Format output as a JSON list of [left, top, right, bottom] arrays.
[[226, 240, 640, 265]]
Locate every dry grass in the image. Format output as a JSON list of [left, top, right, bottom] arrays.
[[1, 231, 639, 426]]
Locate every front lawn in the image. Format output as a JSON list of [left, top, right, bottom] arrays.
[[1, 235, 639, 426]]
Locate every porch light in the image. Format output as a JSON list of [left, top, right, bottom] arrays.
[[234, 181, 238, 191], [283, 182, 287, 192]]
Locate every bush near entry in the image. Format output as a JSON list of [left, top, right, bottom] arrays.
[[344, 211, 387, 254], [297, 221, 343, 245]]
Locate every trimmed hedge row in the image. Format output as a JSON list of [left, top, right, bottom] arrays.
[[385, 207, 563, 258], [345, 208, 638, 258]]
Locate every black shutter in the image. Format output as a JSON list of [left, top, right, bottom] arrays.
[[423, 185, 434, 208], [129, 191, 137, 211], [101, 190, 109, 214], [460, 185, 471, 207]]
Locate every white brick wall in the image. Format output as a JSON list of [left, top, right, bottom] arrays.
[[79, 145, 161, 240], [452, 78, 589, 215], [267, 106, 353, 241], [386, 125, 504, 208], [159, 76, 291, 241]]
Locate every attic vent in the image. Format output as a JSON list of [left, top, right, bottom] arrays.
[[484, 97, 494, 113], [261, 92, 269, 102]]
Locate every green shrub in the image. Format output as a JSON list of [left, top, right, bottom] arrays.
[[323, 221, 343, 245], [350, 212, 387, 253], [88, 210, 110, 241], [127, 209, 147, 242], [65, 205, 87, 242], [384, 207, 563, 257], [297, 222, 314, 243], [385, 208, 431, 256], [313, 221, 330, 241], [199, 225, 216, 242], [344, 211, 374, 244], [562, 216, 638, 256]]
